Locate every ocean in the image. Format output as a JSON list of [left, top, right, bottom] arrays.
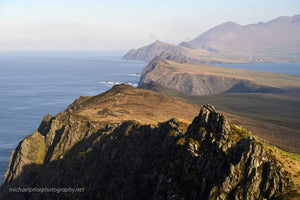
[[0, 51, 146, 183], [0, 52, 299, 183], [217, 62, 300, 76]]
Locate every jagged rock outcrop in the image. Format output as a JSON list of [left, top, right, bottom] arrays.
[[0, 86, 294, 200]]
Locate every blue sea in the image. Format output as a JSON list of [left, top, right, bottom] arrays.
[[217, 62, 300, 76], [0, 52, 300, 184], [0, 51, 146, 183]]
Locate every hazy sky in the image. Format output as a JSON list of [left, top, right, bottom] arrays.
[[0, 0, 299, 51]]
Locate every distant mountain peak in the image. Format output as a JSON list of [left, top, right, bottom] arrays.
[[218, 21, 240, 27], [153, 40, 162, 44], [188, 14, 300, 57], [123, 14, 300, 63]]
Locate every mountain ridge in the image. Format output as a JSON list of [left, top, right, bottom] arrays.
[[187, 14, 300, 56], [122, 40, 218, 63], [123, 40, 244, 64], [123, 14, 300, 63]]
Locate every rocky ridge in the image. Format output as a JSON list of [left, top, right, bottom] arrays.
[[0, 85, 295, 199]]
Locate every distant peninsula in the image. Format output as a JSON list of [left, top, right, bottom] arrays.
[[138, 52, 299, 96]]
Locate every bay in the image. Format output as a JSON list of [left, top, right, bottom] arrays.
[[217, 62, 300, 76]]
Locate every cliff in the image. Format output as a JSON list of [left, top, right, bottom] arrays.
[[138, 53, 284, 96], [1, 85, 298, 199]]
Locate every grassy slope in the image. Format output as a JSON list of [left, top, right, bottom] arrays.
[[69, 84, 200, 125], [140, 82, 300, 154], [186, 93, 300, 130], [167, 60, 300, 90]]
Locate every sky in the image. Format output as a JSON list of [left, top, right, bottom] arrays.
[[0, 0, 299, 51]]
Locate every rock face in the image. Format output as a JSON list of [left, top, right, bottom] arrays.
[[0, 86, 293, 200]]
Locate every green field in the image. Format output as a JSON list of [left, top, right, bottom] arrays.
[[185, 93, 300, 130]]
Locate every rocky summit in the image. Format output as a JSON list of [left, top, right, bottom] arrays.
[[0, 85, 297, 199]]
